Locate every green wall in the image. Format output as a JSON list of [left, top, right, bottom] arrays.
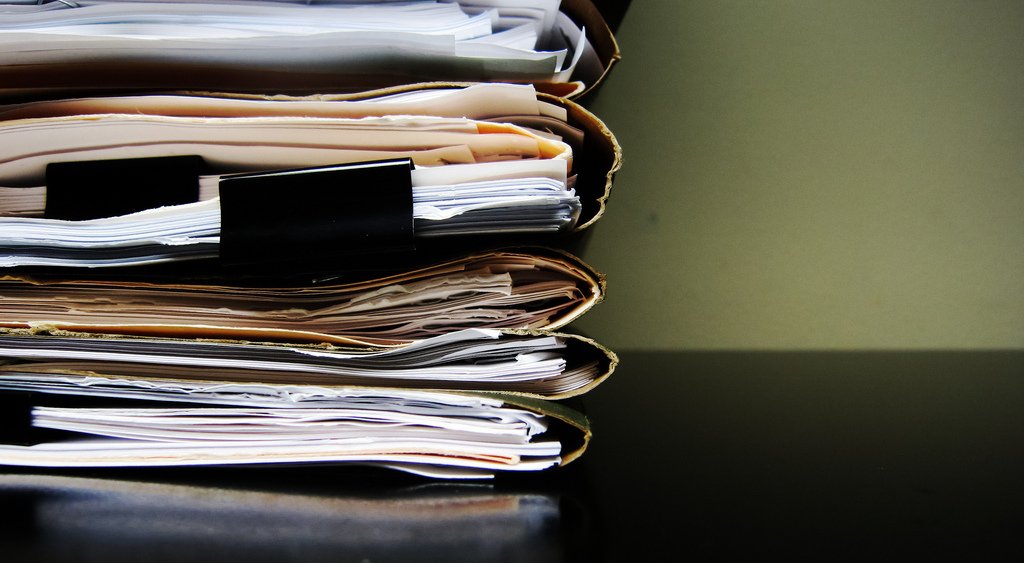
[[576, 1, 1024, 350]]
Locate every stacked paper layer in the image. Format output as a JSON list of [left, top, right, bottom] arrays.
[[0, 1, 621, 478]]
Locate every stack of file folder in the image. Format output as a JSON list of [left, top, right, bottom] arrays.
[[0, 0, 621, 479]]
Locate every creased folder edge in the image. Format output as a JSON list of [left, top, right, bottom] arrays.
[[556, 0, 623, 99], [461, 389, 592, 467], [541, 91, 622, 232]]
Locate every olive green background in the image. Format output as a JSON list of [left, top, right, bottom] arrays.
[[575, 0, 1024, 350]]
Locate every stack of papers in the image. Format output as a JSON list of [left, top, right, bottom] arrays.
[[0, 380, 578, 477], [0, 328, 611, 398], [0, 248, 602, 345], [0, 4, 622, 478], [0, 0, 611, 97], [0, 328, 611, 477], [0, 83, 621, 267], [0, 245, 611, 476]]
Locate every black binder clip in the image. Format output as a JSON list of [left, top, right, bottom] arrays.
[[218, 158, 416, 266], [45, 155, 205, 221], [0, 391, 37, 446]]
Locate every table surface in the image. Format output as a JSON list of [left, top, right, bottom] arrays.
[[2, 351, 1022, 562]]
